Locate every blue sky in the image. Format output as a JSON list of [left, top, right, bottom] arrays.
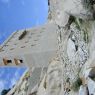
[[0, 0, 48, 94], [0, 67, 27, 94]]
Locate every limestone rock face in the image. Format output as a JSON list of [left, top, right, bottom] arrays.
[[45, 0, 95, 94], [67, 38, 76, 61], [58, 21, 89, 88], [87, 78, 95, 94], [79, 85, 89, 95], [37, 57, 63, 95], [48, 0, 69, 27], [63, 0, 94, 20], [48, 0, 95, 26]]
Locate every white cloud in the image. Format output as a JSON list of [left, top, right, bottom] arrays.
[[0, 70, 4, 78], [9, 68, 26, 88], [0, 80, 5, 94], [10, 69, 21, 87], [15, 71, 20, 78], [15, 69, 21, 78], [10, 78, 17, 87]]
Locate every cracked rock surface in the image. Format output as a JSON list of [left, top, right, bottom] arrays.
[[7, 0, 95, 95]]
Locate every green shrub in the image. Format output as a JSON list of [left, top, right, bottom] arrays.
[[72, 77, 82, 91]]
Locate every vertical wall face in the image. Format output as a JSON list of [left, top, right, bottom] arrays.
[[0, 22, 58, 67]]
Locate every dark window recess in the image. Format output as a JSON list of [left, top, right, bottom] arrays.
[[18, 30, 27, 40], [7, 60, 12, 63], [48, 0, 50, 5], [3, 58, 12, 65], [19, 60, 23, 63], [14, 59, 23, 65]]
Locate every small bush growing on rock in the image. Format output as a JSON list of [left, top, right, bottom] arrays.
[[72, 77, 82, 91]]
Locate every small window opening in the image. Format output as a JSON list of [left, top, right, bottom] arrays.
[[14, 59, 23, 65], [10, 48, 14, 50], [20, 60, 23, 63], [25, 41, 29, 43], [31, 44, 35, 47], [7, 60, 12, 63], [21, 46, 25, 48], [3, 58, 12, 65], [0, 50, 4, 52], [4, 45, 9, 47], [48, 0, 50, 5], [18, 30, 27, 40]]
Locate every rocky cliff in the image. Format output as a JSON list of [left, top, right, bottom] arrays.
[[35, 0, 95, 95], [7, 0, 95, 95]]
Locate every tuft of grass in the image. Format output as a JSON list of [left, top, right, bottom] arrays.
[[75, 18, 81, 31], [72, 77, 82, 91]]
